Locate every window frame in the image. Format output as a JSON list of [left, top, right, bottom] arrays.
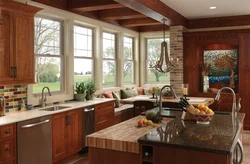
[[102, 31, 117, 87], [145, 37, 170, 84], [123, 36, 135, 85], [33, 15, 65, 95], [73, 24, 95, 83]]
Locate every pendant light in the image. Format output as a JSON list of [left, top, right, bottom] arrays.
[[150, 18, 178, 73]]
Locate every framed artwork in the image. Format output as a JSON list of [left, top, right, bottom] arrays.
[[203, 49, 238, 92]]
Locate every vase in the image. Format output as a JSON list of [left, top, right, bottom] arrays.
[[74, 93, 86, 101], [203, 76, 209, 92]]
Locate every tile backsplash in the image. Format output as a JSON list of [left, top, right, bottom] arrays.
[[0, 85, 27, 113]]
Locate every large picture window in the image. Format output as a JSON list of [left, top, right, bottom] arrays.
[[74, 25, 93, 83], [124, 37, 134, 84], [33, 16, 63, 94], [146, 38, 170, 83], [102, 32, 116, 86]]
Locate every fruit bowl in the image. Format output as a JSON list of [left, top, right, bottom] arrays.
[[193, 113, 214, 124]]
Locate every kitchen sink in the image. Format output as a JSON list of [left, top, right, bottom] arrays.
[[39, 106, 71, 111]]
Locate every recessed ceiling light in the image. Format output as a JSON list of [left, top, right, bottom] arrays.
[[210, 6, 216, 9]]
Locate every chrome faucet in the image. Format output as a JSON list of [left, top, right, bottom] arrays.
[[41, 86, 52, 107], [215, 87, 240, 115], [158, 85, 177, 115]]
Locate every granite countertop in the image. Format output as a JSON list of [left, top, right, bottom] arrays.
[[120, 95, 214, 107], [138, 110, 245, 155], [0, 98, 114, 126]]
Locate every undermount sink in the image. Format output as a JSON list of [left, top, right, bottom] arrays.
[[39, 106, 71, 111]]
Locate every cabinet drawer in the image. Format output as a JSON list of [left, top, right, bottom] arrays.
[[95, 113, 113, 124], [0, 124, 15, 139], [95, 120, 110, 131], [0, 139, 15, 162], [219, 102, 233, 112], [0, 159, 15, 164], [95, 101, 114, 112]]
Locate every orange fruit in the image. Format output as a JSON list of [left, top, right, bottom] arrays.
[[198, 104, 205, 110], [138, 119, 144, 126], [199, 111, 206, 115]]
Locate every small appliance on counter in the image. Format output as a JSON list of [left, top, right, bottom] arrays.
[[0, 96, 5, 116]]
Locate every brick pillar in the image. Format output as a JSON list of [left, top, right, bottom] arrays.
[[170, 26, 187, 96]]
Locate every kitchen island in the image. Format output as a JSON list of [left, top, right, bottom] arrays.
[[86, 109, 245, 164]]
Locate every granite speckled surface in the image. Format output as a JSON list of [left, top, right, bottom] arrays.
[[138, 110, 245, 154]]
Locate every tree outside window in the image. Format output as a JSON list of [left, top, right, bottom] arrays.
[[124, 37, 134, 84], [33, 16, 63, 94], [147, 38, 170, 83], [103, 32, 116, 86]]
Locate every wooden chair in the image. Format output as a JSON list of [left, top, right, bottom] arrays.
[[133, 100, 154, 117]]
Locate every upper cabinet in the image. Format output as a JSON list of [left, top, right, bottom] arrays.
[[0, 0, 41, 85]]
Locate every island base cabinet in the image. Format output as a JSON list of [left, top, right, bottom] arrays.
[[143, 145, 230, 164], [88, 147, 139, 164], [52, 108, 82, 163]]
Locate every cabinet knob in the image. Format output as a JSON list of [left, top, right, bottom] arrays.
[[5, 130, 10, 134], [5, 147, 10, 151]]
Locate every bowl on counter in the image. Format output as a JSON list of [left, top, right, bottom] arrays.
[[193, 113, 214, 124]]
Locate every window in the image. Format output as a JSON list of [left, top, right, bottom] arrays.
[[146, 38, 170, 83], [74, 25, 93, 83], [33, 16, 63, 94], [102, 32, 116, 86], [124, 37, 134, 84]]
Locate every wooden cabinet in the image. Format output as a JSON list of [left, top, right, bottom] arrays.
[[0, 124, 16, 164], [0, 0, 40, 84], [95, 101, 115, 131], [52, 108, 82, 163]]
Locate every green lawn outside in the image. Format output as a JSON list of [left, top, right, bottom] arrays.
[[33, 82, 61, 93]]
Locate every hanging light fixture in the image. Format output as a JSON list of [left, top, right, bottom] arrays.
[[149, 18, 178, 73]]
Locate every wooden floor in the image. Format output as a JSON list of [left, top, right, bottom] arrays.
[[58, 131, 250, 164]]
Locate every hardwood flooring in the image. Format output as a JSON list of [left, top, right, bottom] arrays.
[[58, 131, 250, 164]]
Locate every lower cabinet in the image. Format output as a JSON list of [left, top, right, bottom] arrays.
[[0, 124, 16, 164], [52, 108, 82, 163], [95, 101, 115, 131]]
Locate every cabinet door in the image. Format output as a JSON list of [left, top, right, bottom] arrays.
[[0, 10, 13, 84], [12, 13, 34, 83], [66, 108, 82, 156], [52, 112, 67, 163]]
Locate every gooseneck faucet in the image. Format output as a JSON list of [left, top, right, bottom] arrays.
[[41, 86, 52, 107], [215, 87, 240, 115], [158, 85, 177, 115]]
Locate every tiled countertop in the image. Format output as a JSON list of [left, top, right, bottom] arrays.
[[138, 112, 245, 154], [0, 98, 114, 126]]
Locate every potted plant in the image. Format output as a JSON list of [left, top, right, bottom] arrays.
[[74, 82, 86, 101], [85, 80, 96, 100]]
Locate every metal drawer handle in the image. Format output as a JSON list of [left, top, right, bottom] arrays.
[[5, 147, 10, 151], [21, 119, 49, 128], [5, 130, 10, 134]]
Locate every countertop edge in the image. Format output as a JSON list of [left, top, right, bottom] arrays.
[[0, 98, 115, 126]]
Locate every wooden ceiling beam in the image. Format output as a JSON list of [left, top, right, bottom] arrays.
[[114, 0, 188, 27], [119, 18, 161, 27], [70, 4, 124, 12], [139, 24, 169, 32], [67, 0, 124, 10], [99, 8, 146, 20]]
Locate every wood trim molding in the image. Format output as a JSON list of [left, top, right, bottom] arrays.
[[119, 18, 161, 27], [188, 15, 250, 29]]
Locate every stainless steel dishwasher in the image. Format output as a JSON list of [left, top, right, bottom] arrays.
[[82, 106, 95, 151], [17, 115, 52, 164]]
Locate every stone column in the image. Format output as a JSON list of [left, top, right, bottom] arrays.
[[170, 26, 187, 96]]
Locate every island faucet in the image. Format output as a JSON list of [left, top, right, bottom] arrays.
[[215, 87, 240, 115], [41, 86, 52, 107], [158, 85, 177, 115]]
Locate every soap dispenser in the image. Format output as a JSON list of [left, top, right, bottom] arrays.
[[20, 100, 27, 112]]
